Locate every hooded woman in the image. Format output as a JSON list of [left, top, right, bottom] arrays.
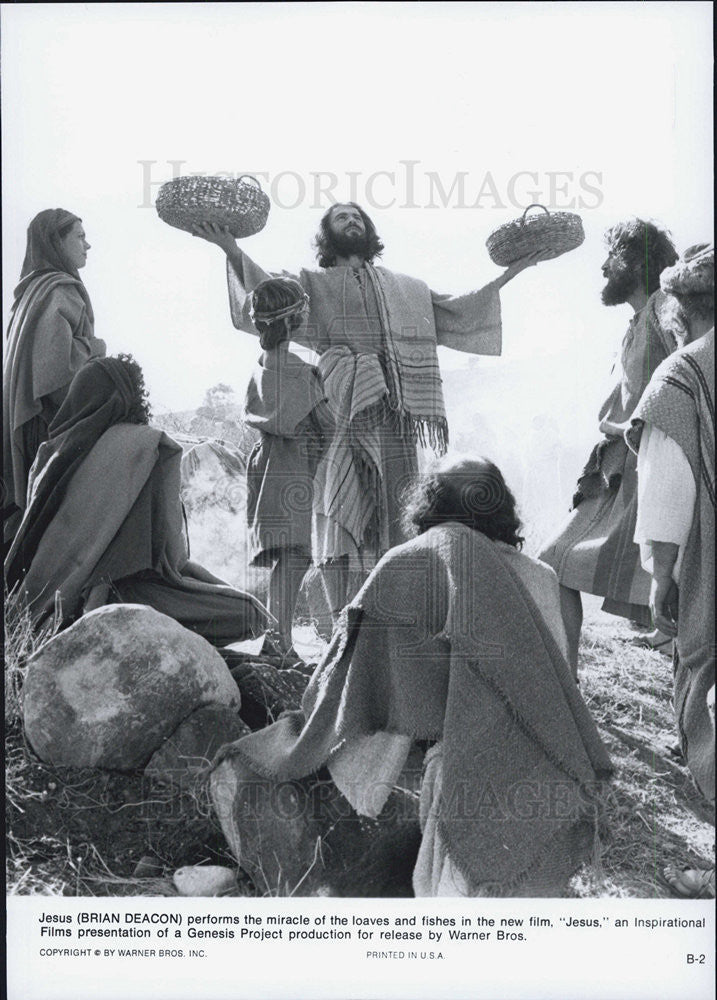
[[3, 209, 106, 539], [5, 355, 268, 645]]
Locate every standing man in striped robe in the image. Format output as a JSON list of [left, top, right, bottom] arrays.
[[195, 204, 544, 615]]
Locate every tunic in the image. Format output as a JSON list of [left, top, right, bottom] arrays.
[[634, 426, 695, 580], [539, 290, 678, 623], [243, 348, 332, 566], [226, 250, 502, 577]]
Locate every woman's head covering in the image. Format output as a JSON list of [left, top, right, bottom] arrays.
[[20, 208, 84, 280], [5, 358, 143, 589], [660, 243, 714, 296]]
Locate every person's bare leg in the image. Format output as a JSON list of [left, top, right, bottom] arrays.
[[320, 555, 349, 625], [267, 552, 311, 652], [559, 584, 582, 678]]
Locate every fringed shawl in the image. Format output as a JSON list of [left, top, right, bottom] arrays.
[[365, 264, 448, 453]]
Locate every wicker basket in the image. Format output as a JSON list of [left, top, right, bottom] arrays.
[[486, 204, 584, 266], [156, 174, 270, 238]]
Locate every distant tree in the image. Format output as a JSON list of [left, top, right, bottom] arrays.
[[196, 383, 237, 422], [189, 383, 258, 458]]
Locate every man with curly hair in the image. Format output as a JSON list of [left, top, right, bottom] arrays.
[[539, 219, 682, 672], [195, 204, 544, 615]]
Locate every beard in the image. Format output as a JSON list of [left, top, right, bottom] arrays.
[[601, 265, 638, 305], [327, 228, 371, 260]]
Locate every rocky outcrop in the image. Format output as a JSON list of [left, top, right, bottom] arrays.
[[222, 653, 313, 730], [145, 705, 250, 789], [23, 604, 241, 770]]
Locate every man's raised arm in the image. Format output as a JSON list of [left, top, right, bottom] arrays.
[[432, 249, 549, 355], [192, 222, 296, 336]]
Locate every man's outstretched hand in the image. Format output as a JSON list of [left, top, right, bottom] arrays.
[[497, 248, 553, 287], [191, 221, 238, 255]]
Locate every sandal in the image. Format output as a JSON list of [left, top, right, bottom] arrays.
[[663, 865, 716, 899]]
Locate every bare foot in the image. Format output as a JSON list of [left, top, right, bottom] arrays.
[[664, 864, 715, 898], [629, 629, 674, 655]]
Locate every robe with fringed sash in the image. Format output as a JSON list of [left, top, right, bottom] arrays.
[[227, 251, 501, 571]]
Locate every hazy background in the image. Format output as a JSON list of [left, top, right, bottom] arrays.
[[2, 2, 713, 550]]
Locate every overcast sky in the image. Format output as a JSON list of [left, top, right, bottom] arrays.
[[2, 2, 713, 421]]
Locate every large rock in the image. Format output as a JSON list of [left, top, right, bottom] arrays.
[[173, 865, 237, 897], [23, 604, 241, 770], [224, 656, 312, 730], [210, 756, 421, 897], [145, 705, 250, 789]]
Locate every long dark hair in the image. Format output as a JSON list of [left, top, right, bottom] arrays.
[[402, 456, 525, 549], [604, 219, 678, 297], [314, 203, 385, 268]]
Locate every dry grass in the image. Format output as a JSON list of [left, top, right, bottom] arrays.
[[567, 612, 714, 897]]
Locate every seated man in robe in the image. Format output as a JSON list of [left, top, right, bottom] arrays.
[[5, 355, 268, 646], [627, 243, 715, 899], [211, 456, 612, 897]]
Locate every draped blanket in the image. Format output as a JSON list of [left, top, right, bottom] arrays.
[[3, 271, 102, 512], [6, 357, 267, 641], [627, 330, 715, 801], [6, 357, 139, 589], [215, 524, 612, 891], [6, 421, 268, 641]]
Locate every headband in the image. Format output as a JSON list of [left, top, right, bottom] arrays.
[[251, 293, 309, 324]]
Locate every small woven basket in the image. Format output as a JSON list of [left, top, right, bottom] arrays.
[[486, 204, 584, 266], [156, 174, 270, 238]]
